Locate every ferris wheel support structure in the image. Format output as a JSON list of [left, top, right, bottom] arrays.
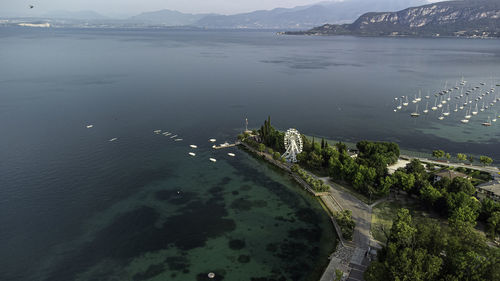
[[282, 128, 303, 163]]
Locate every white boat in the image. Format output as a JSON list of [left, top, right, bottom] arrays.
[[493, 111, 497, 122], [431, 98, 438, 111], [170, 134, 178, 138], [472, 103, 478, 115], [403, 96, 409, 107], [162, 132, 169, 135], [209, 158, 217, 162], [227, 153, 236, 157], [438, 108, 445, 120], [460, 119, 469, 124], [396, 99, 402, 110], [416, 90, 422, 102], [190, 145, 198, 149], [153, 129, 161, 134], [209, 139, 216, 143], [453, 104, 458, 112], [480, 102, 485, 112], [423, 102, 429, 114], [189, 152, 196, 156], [482, 117, 492, 127], [411, 104, 420, 117], [443, 105, 450, 116], [109, 138, 118, 142], [465, 106, 472, 119], [86, 125, 94, 128], [174, 138, 183, 141]]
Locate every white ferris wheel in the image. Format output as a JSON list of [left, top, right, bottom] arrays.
[[282, 128, 303, 163]]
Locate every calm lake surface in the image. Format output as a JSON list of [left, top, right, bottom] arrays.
[[0, 28, 499, 281]]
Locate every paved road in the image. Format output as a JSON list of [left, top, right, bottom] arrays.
[[404, 156, 500, 175], [317, 176, 375, 281], [320, 177, 373, 251]]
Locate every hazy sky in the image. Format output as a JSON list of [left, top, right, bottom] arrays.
[[2, 0, 438, 17]]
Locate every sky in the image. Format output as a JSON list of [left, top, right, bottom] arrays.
[[1, 0, 439, 17]]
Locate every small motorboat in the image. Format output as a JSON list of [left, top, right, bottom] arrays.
[[190, 145, 198, 149], [109, 138, 118, 142], [209, 139, 216, 143], [209, 158, 217, 162], [188, 152, 196, 156], [227, 153, 235, 157], [174, 138, 183, 141], [86, 125, 94, 128]]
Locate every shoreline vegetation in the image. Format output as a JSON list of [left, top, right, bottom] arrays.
[[237, 116, 500, 281]]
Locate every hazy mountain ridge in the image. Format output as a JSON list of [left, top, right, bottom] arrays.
[[195, 0, 429, 29], [129, 9, 215, 26], [0, 0, 430, 29], [288, 0, 500, 37]]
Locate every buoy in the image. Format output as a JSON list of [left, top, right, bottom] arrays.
[[208, 272, 215, 279]]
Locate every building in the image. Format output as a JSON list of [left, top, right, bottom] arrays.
[[476, 180, 500, 202], [433, 170, 469, 183]]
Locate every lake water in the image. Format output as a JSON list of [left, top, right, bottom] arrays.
[[0, 28, 499, 281]]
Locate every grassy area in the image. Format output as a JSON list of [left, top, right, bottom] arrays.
[[371, 199, 439, 244]]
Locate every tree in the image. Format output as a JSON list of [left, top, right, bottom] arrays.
[[420, 184, 442, 207], [405, 159, 426, 175], [388, 208, 416, 247], [468, 155, 474, 164], [487, 211, 500, 238], [394, 171, 416, 193], [432, 150, 445, 159], [366, 211, 500, 281], [445, 153, 451, 160], [479, 156, 493, 166], [334, 210, 355, 240], [447, 192, 480, 229], [457, 153, 467, 161], [258, 143, 265, 152], [448, 177, 475, 196], [272, 151, 281, 160], [334, 269, 343, 281], [335, 142, 347, 154]]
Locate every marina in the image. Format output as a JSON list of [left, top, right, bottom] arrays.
[[393, 77, 499, 127]]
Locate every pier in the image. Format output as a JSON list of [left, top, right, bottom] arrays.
[[212, 141, 241, 150]]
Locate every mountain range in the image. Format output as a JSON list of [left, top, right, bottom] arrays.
[[1, 0, 430, 30], [287, 0, 500, 37]]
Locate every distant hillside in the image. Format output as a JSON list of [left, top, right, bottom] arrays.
[[129, 9, 211, 26], [287, 0, 500, 37], [195, 0, 429, 29]]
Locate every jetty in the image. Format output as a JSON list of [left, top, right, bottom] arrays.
[[212, 141, 241, 150]]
